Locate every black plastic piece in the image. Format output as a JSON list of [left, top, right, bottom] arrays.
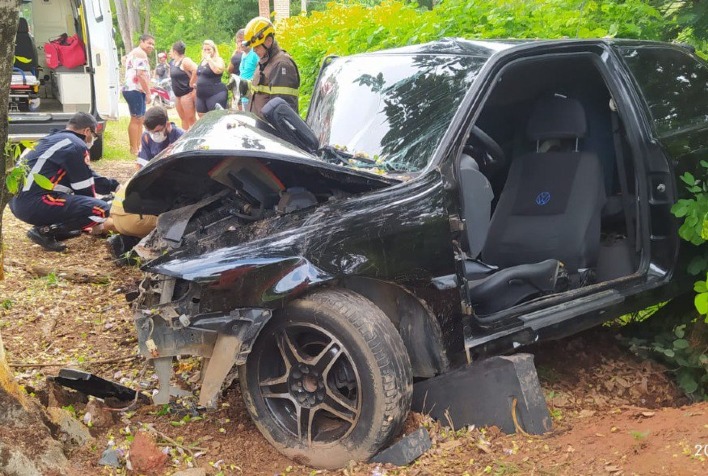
[[370, 428, 431, 466], [262, 97, 319, 154], [411, 354, 551, 435], [51, 368, 138, 401]]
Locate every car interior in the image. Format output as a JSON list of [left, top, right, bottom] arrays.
[[456, 54, 640, 324]]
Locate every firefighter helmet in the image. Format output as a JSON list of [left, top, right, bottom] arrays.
[[243, 16, 275, 48]]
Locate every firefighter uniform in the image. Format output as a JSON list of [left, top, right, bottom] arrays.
[[250, 42, 300, 116], [10, 130, 113, 232]]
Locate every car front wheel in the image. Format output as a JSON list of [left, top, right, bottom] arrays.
[[239, 288, 412, 468]]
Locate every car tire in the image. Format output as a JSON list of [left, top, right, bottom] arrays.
[[239, 288, 412, 469], [89, 134, 103, 161]]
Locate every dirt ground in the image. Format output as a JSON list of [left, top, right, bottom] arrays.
[[0, 159, 706, 475]]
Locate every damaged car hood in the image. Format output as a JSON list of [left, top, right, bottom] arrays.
[[124, 110, 399, 216]]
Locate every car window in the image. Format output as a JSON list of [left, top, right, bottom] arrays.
[[618, 45, 708, 137], [308, 54, 486, 173]]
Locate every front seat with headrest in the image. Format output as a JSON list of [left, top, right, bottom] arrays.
[[481, 94, 606, 273], [14, 18, 38, 74]]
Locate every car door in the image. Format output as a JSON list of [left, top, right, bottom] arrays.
[[614, 43, 708, 280]]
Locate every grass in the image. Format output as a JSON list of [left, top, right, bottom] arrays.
[[103, 115, 134, 162]]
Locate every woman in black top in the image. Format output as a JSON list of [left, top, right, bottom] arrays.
[[193, 40, 227, 117], [169, 41, 197, 130]]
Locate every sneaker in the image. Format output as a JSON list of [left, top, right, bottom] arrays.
[[27, 226, 67, 252]]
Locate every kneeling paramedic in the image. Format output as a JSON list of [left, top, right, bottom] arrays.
[[10, 112, 118, 252]]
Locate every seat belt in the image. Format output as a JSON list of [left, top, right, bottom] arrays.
[[609, 98, 637, 253]]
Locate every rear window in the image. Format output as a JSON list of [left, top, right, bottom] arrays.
[[619, 45, 708, 137]]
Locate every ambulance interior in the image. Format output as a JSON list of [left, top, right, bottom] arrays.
[[12, 0, 95, 114]]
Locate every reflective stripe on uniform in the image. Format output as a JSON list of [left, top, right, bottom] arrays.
[[53, 184, 72, 194], [22, 138, 73, 191], [71, 177, 95, 191], [251, 84, 299, 97]]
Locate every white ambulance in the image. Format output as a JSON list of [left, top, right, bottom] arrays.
[[9, 0, 120, 160]]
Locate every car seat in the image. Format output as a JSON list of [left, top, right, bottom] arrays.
[[14, 18, 38, 75], [466, 94, 606, 318], [481, 94, 605, 272]]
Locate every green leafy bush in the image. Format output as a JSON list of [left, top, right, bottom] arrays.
[[627, 323, 708, 399], [278, 0, 668, 114]]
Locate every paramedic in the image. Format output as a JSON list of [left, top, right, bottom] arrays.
[[9, 112, 118, 252]]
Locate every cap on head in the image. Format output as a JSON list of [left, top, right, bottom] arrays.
[[158, 52, 166, 59], [243, 17, 275, 48], [67, 112, 98, 132]]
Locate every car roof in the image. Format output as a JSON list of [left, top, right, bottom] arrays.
[[348, 37, 683, 60]]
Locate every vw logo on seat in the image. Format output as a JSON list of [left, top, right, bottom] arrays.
[[536, 191, 551, 206]]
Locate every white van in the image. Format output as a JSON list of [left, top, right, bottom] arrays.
[[9, 0, 120, 160]]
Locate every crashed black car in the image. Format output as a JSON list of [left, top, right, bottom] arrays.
[[124, 38, 708, 468]]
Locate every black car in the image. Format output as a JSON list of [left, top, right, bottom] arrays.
[[124, 38, 708, 468]]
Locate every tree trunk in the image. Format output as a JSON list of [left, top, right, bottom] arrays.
[[125, 0, 140, 45], [1, 5, 71, 474], [259, 0, 270, 18], [143, 0, 151, 35], [114, 0, 133, 51], [0, 0, 19, 282]]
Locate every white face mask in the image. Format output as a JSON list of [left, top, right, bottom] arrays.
[[149, 130, 167, 143], [84, 128, 95, 148]]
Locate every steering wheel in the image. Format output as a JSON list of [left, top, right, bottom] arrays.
[[464, 125, 506, 174]]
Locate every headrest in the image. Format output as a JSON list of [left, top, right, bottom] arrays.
[[526, 95, 587, 141], [17, 18, 29, 34]]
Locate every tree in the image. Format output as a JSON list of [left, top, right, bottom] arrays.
[[1, 3, 71, 473], [1, 1, 18, 282]]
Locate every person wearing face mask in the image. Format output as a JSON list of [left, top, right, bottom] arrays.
[[135, 106, 185, 169], [9, 112, 118, 252], [105, 106, 184, 264]]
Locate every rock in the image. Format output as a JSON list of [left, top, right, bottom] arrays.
[[85, 399, 117, 429], [45, 380, 87, 408], [98, 448, 121, 468], [46, 406, 95, 447], [128, 431, 168, 474], [172, 469, 207, 476]]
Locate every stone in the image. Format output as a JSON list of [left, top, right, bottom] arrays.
[[128, 431, 168, 474], [46, 406, 95, 446], [45, 380, 87, 408], [98, 448, 121, 468], [85, 399, 117, 430], [370, 427, 432, 466]]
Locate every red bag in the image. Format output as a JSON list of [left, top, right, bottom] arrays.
[[57, 34, 86, 68], [44, 41, 61, 69], [43, 33, 86, 70]]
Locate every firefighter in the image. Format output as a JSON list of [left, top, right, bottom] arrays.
[[242, 16, 300, 116], [9, 112, 118, 252]]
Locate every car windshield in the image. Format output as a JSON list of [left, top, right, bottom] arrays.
[[307, 53, 487, 173]]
